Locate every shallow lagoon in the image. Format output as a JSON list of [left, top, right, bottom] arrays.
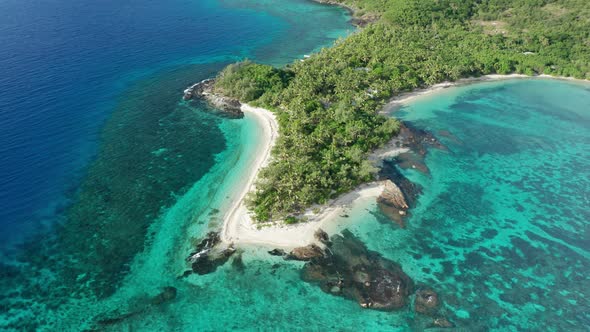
[[354, 78, 590, 330]]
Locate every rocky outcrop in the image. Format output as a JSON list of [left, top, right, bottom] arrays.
[[377, 179, 410, 228], [311, 0, 378, 27], [379, 180, 409, 210], [414, 287, 441, 315], [378, 159, 421, 207], [314, 228, 331, 245], [296, 230, 463, 327], [183, 79, 243, 116], [183, 79, 215, 100], [367, 267, 414, 310], [268, 248, 287, 256], [397, 122, 447, 157], [287, 244, 325, 261], [185, 232, 236, 275], [300, 230, 414, 310]]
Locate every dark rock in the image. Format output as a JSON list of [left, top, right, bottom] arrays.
[[430, 317, 455, 328], [191, 245, 236, 275], [314, 228, 331, 245], [378, 159, 422, 207], [376, 159, 422, 228], [287, 244, 325, 261], [268, 248, 287, 256], [150, 286, 177, 305], [300, 230, 414, 311], [183, 78, 214, 100], [377, 203, 407, 228], [368, 268, 413, 310], [231, 252, 245, 273], [414, 287, 441, 315], [376, 179, 410, 228], [183, 78, 243, 116], [301, 263, 330, 282], [399, 122, 447, 154], [186, 232, 221, 262], [395, 151, 430, 174], [186, 232, 236, 275]]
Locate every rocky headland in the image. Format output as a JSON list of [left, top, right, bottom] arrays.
[[183, 79, 243, 117], [183, 231, 236, 276], [312, 0, 379, 27]]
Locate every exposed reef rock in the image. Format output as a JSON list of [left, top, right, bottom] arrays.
[[297, 230, 458, 326], [183, 79, 243, 116], [312, 0, 378, 27], [300, 230, 414, 310], [150, 286, 178, 305], [414, 287, 441, 315], [430, 317, 455, 328], [374, 123, 430, 228], [376, 181, 408, 228], [287, 244, 325, 261], [392, 122, 447, 174], [398, 122, 447, 156], [378, 159, 422, 207], [268, 248, 287, 257], [314, 228, 331, 245], [379, 180, 409, 210], [185, 232, 236, 275]]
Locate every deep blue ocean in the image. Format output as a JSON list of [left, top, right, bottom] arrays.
[[0, 0, 351, 249]]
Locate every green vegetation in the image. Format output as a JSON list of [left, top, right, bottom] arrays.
[[214, 60, 293, 102], [215, 0, 590, 221], [284, 216, 300, 225]]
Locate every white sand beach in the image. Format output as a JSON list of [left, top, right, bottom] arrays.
[[383, 74, 589, 111], [221, 74, 589, 250], [227, 182, 384, 250], [220, 104, 390, 250]]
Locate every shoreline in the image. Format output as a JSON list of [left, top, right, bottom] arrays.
[[220, 104, 386, 250], [220, 104, 278, 245], [218, 106, 396, 250], [229, 182, 384, 250], [383, 74, 590, 111], [219, 73, 589, 250], [311, 0, 377, 27]]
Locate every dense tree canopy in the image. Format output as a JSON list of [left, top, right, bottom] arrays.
[[215, 0, 590, 221]]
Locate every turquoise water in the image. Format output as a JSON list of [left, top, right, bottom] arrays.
[[341, 78, 590, 330], [0, 0, 352, 330], [2, 0, 589, 330], [20, 78, 586, 331]]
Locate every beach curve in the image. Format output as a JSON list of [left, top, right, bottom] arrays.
[[220, 104, 278, 245], [220, 105, 390, 250]]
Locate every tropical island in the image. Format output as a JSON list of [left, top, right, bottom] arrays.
[[178, 1, 590, 321], [2, 0, 589, 330], [191, 0, 589, 226]]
